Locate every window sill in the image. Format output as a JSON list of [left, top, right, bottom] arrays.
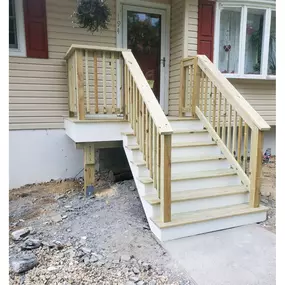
[[9, 48, 26, 57], [223, 74, 276, 81]]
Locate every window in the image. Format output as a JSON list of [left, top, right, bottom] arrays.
[[215, 2, 276, 79], [9, 0, 26, 56]]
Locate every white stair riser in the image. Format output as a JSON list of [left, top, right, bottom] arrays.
[[132, 163, 150, 177], [149, 193, 249, 216], [171, 175, 241, 192], [172, 145, 222, 158], [150, 211, 267, 241], [169, 120, 204, 130], [172, 132, 211, 143], [171, 159, 230, 174], [124, 148, 144, 161], [124, 135, 137, 145]]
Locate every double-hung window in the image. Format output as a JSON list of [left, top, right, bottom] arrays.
[[214, 1, 276, 79], [9, 0, 26, 56]]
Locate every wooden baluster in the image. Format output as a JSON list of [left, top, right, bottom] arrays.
[[227, 104, 232, 149], [120, 58, 124, 114], [111, 52, 115, 114], [71, 54, 76, 114], [179, 62, 186, 116], [157, 133, 161, 197], [249, 128, 263, 207], [217, 92, 221, 137], [243, 123, 249, 172], [123, 63, 128, 119], [192, 58, 201, 117], [203, 76, 208, 115], [160, 134, 172, 223], [141, 101, 144, 153], [208, 81, 212, 123], [149, 118, 153, 177], [134, 85, 138, 135], [76, 50, 85, 120], [212, 86, 217, 130], [199, 72, 205, 110], [136, 88, 139, 138], [237, 116, 243, 164], [221, 98, 227, 142], [102, 52, 107, 114], [153, 124, 157, 188], [129, 75, 133, 127], [185, 66, 189, 112], [232, 111, 237, 155], [85, 50, 90, 114], [93, 51, 99, 114], [132, 79, 136, 130], [146, 110, 149, 167], [67, 57, 74, 117]]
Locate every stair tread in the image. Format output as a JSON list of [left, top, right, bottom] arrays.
[[132, 155, 226, 166], [151, 204, 268, 228], [167, 117, 199, 121], [144, 185, 247, 205], [122, 129, 207, 136], [172, 168, 237, 181], [126, 141, 216, 151], [138, 169, 237, 184]]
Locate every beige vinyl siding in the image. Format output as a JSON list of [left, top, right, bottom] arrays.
[[168, 0, 198, 116], [168, 0, 185, 116], [9, 0, 116, 130], [230, 79, 276, 126]]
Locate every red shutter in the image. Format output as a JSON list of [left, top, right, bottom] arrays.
[[197, 0, 215, 61], [24, 0, 48, 58]]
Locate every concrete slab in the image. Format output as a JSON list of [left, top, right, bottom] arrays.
[[163, 225, 275, 285]]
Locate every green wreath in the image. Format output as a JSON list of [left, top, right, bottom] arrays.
[[72, 0, 111, 33]]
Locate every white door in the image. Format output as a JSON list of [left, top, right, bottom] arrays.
[[121, 5, 169, 113]]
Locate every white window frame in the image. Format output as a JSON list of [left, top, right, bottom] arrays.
[[9, 0, 26, 57], [214, 1, 276, 80]]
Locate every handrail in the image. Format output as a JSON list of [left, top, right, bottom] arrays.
[[64, 44, 129, 60], [197, 55, 270, 131], [179, 55, 270, 208], [122, 51, 173, 135]]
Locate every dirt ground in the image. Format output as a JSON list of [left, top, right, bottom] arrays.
[[9, 157, 276, 284], [9, 172, 195, 285]]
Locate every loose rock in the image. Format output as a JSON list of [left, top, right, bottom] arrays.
[[21, 239, 42, 250], [11, 227, 31, 241], [121, 254, 131, 262], [10, 254, 38, 274]]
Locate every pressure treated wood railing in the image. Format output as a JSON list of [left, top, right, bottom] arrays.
[[65, 45, 173, 222], [179, 55, 271, 208], [65, 44, 128, 118], [122, 51, 173, 222]]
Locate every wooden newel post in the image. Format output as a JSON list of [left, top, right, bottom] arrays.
[[160, 134, 172, 223], [179, 61, 186, 117], [76, 49, 85, 120], [192, 57, 201, 118], [249, 128, 263, 208]]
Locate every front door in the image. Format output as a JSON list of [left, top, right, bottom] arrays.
[[122, 5, 169, 111]]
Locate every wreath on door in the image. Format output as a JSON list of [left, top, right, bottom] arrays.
[[72, 0, 111, 33]]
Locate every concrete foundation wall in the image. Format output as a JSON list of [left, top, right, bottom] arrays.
[[9, 130, 83, 189]]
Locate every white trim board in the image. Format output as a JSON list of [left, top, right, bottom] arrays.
[[116, 0, 170, 114]]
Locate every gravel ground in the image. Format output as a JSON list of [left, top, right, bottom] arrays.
[[9, 173, 195, 285], [260, 156, 276, 234]]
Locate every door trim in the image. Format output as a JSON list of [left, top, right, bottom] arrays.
[[116, 0, 170, 114]]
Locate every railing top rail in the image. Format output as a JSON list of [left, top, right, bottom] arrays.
[[64, 44, 130, 60], [122, 50, 173, 135], [196, 55, 271, 131]]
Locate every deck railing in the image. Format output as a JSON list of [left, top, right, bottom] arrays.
[[179, 55, 271, 208], [65, 45, 173, 222]]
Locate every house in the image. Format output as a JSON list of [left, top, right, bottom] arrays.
[[9, 0, 275, 241]]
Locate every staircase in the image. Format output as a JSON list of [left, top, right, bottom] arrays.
[[65, 45, 270, 242], [122, 117, 267, 241]]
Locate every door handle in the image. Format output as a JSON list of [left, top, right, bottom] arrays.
[[161, 57, 166, 67]]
